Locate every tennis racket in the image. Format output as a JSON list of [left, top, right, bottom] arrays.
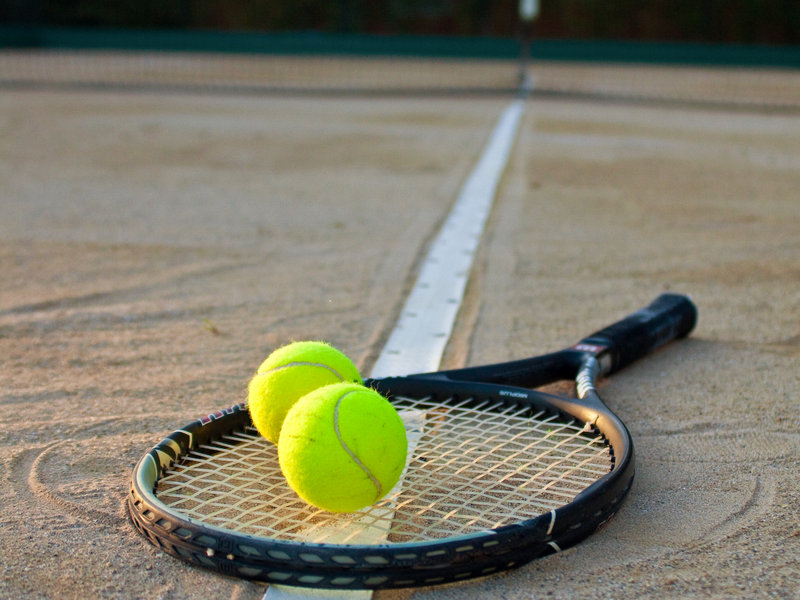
[[128, 293, 697, 590]]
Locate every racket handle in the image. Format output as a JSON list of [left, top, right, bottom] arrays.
[[580, 293, 697, 374]]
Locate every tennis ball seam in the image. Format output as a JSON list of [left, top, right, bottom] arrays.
[[262, 361, 351, 381], [333, 389, 383, 501]]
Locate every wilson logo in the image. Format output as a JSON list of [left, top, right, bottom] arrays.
[[499, 390, 527, 399]]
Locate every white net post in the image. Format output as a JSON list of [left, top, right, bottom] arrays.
[[518, 0, 539, 90]]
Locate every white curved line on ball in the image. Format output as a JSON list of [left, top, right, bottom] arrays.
[[333, 390, 382, 501]]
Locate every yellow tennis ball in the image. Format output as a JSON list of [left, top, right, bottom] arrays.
[[278, 382, 408, 513], [247, 341, 362, 444]]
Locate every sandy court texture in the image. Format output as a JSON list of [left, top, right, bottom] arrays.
[[1, 62, 799, 600]]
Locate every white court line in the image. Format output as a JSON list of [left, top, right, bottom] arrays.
[[370, 98, 526, 378], [263, 97, 526, 600]]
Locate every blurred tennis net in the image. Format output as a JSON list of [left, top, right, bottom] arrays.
[[2, 28, 800, 111], [0, 49, 526, 96], [0, 29, 526, 96]]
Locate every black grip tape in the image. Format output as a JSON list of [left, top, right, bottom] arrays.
[[579, 293, 697, 374]]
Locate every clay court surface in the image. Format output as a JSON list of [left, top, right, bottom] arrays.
[[1, 58, 799, 598]]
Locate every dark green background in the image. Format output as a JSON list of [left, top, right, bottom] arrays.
[[3, 0, 799, 45]]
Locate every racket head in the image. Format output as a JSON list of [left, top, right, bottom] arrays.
[[128, 373, 633, 590]]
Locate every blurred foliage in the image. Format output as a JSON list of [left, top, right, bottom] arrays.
[[3, 0, 799, 44]]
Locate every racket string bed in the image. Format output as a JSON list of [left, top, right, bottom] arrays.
[[394, 397, 612, 535], [154, 393, 613, 545]]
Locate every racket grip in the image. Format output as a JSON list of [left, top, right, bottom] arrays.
[[580, 293, 697, 374]]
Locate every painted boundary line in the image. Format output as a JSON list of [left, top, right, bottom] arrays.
[[370, 98, 526, 378], [263, 97, 526, 600]]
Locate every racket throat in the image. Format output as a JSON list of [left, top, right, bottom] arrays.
[[572, 357, 612, 415], [575, 357, 601, 400]]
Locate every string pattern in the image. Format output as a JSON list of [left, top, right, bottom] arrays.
[[156, 395, 612, 545]]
